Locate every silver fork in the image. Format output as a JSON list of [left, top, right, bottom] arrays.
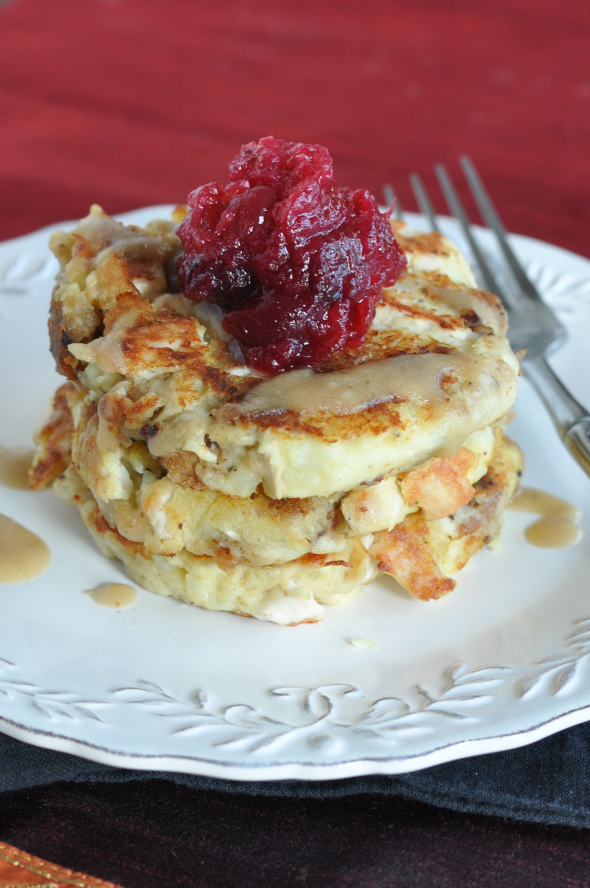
[[391, 160, 590, 480]]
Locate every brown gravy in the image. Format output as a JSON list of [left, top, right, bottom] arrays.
[[0, 514, 51, 583], [509, 488, 582, 549], [233, 353, 492, 416], [84, 583, 137, 608], [0, 446, 35, 490]]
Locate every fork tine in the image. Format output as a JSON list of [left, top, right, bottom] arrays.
[[434, 164, 505, 298], [459, 157, 562, 312], [409, 173, 439, 232], [381, 167, 590, 477], [459, 157, 508, 236], [382, 183, 404, 219], [382, 183, 395, 208], [460, 157, 567, 347]]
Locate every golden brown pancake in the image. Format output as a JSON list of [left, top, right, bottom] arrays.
[[30, 207, 522, 623]]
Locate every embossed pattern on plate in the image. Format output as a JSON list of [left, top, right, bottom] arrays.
[[1, 208, 590, 780]]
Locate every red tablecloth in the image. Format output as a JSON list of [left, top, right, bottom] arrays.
[[1, 0, 589, 256], [1, 1, 590, 886]]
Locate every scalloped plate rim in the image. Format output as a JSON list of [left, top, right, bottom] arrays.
[[1, 207, 590, 782]]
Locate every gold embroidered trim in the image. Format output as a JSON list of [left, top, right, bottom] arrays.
[[0, 841, 122, 888]]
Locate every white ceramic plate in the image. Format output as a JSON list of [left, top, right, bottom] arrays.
[[1, 207, 590, 781]]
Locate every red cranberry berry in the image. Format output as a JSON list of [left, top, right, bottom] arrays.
[[177, 137, 407, 374]]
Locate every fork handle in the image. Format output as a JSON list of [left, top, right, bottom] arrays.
[[523, 353, 590, 478], [564, 421, 590, 478]]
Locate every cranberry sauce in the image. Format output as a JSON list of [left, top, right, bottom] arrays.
[[177, 137, 406, 373]]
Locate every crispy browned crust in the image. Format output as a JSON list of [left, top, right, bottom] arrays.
[[227, 396, 407, 441], [48, 299, 86, 380], [372, 435, 523, 600], [28, 382, 76, 490], [313, 329, 456, 373], [419, 270, 506, 324], [91, 501, 337, 574], [456, 438, 522, 549], [390, 225, 453, 260], [158, 451, 205, 491], [92, 509, 146, 555], [266, 496, 322, 517], [48, 211, 183, 382], [380, 288, 469, 331], [400, 447, 476, 521], [373, 513, 457, 601]]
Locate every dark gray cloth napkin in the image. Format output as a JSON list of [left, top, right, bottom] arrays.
[[2, 724, 590, 828]]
